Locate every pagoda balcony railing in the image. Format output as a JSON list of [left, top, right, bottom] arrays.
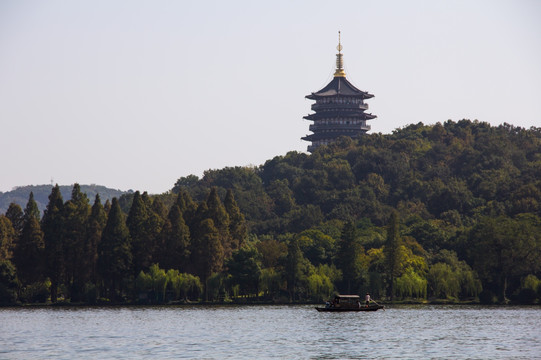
[[309, 123, 371, 132], [311, 102, 368, 111]]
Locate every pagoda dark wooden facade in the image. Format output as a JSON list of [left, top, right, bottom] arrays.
[[302, 34, 376, 152]]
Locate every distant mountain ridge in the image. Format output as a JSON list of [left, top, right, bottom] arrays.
[[0, 184, 130, 214]]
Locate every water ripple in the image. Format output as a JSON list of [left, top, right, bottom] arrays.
[[0, 305, 540, 359]]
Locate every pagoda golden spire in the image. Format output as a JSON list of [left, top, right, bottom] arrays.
[[334, 31, 346, 78]]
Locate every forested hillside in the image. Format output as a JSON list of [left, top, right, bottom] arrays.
[[1, 120, 540, 305], [0, 185, 128, 214]]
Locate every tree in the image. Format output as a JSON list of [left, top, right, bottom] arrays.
[[158, 204, 190, 271], [335, 221, 364, 294], [41, 185, 64, 302], [206, 188, 232, 259], [62, 184, 91, 301], [285, 236, 303, 302], [126, 191, 151, 274], [97, 198, 132, 301], [428, 250, 481, 300], [5, 203, 24, 238], [146, 197, 167, 265], [172, 174, 200, 194], [224, 189, 247, 250], [468, 215, 541, 303], [384, 210, 403, 301], [256, 237, 287, 269], [24, 192, 40, 222], [86, 194, 107, 286], [13, 193, 45, 286], [226, 247, 261, 297], [193, 218, 223, 300], [0, 215, 16, 261], [0, 259, 18, 304], [266, 179, 296, 216]]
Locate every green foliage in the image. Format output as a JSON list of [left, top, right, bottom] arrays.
[[158, 204, 190, 271], [285, 236, 304, 301], [297, 229, 336, 266], [384, 210, 402, 300], [225, 247, 261, 297], [306, 264, 340, 302], [395, 268, 427, 299], [135, 264, 202, 303], [335, 222, 365, 294], [225, 189, 248, 250], [4, 120, 541, 304], [206, 272, 228, 302], [87, 195, 107, 283], [41, 185, 65, 302], [24, 192, 41, 222], [14, 215, 44, 285], [206, 188, 232, 258], [5, 203, 24, 237], [523, 274, 540, 293], [127, 191, 150, 274], [97, 198, 132, 301], [0, 259, 18, 304], [190, 218, 224, 299], [0, 215, 15, 261], [259, 267, 282, 299], [19, 280, 50, 303], [467, 215, 541, 302], [62, 184, 91, 301], [256, 236, 287, 269], [166, 269, 202, 301]]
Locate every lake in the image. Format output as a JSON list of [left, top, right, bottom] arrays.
[[1, 305, 540, 359]]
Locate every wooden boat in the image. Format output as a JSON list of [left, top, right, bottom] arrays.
[[315, 294, 384, 312]]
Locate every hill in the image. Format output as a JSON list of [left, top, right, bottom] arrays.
[[0, 184, 129, 214], [2, 120, 540, 306], [172, 120, 541, 234]]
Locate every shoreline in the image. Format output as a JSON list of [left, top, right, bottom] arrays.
[[2, 299, 539, 308]]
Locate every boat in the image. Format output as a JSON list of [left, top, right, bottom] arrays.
[[315, 294, 384, 312]]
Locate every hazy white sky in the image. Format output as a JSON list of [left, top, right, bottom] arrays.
[[1, 0, 540, 194]]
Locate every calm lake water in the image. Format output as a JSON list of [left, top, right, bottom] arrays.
[[1, 305, 540, 359]]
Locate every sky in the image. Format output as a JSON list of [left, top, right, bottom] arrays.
[[1, 0, 540, 194]]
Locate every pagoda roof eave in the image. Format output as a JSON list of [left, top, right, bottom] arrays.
[[306, 76, 374, 99]]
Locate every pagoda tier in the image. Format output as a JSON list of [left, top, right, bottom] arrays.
[[302, 33, 376, 153]]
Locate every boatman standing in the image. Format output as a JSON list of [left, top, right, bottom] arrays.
[[365, 293, 371, 307]]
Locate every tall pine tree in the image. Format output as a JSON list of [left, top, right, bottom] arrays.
[[206, 188, 232, 259], [24, 192, 40, 222], [336, 221, 364, 294], [13, 192, 44, 285], [86, 194, 107, 286], [97, 198, 132, 301], [0, 215, 16, 261], [5, 203, 24, 238], [191, 217, 223, 300], [158, 205, 190, 271], [42, 185, 65, 302], [224, 189, 247, 250], [63, 184, 91, 301], [384, 210, 403, 301], [126, 191, 151, 274]]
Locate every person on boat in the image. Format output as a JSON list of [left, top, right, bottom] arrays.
[[365, 293, 371, 307]]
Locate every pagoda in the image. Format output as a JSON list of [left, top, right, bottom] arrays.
[[302, 32, 376, 152]]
